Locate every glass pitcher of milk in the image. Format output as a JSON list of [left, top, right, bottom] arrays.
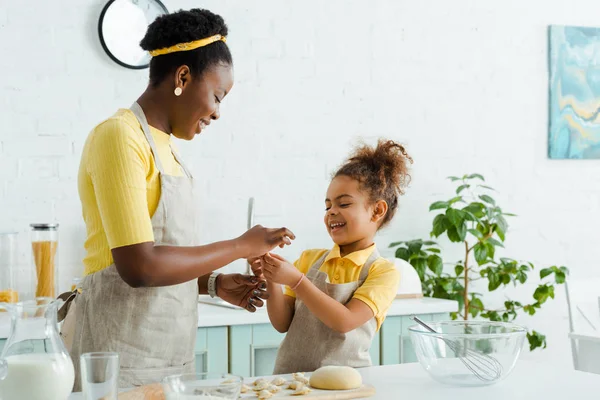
[[0, 297, 75, 400]]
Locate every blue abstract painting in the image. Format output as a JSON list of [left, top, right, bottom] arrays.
[[549, 25, 600, 159]]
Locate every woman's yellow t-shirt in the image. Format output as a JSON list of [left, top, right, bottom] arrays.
[[78, 109, 182, 275], [284, 244, 400, 330]]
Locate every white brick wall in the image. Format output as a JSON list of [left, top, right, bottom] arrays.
[[1, 0, 600, 366]]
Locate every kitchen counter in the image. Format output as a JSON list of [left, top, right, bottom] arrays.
[[68, 360, 600, 399], [195, 297, 457, 327], [0, 297, 457, 338]]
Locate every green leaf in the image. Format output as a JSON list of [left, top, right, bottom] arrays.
[[388, 241, 404, 248], [496, 215, 508, 234], [479, 194, 496, 205], [474, 243, 488, 265], [495, 223, 506, 241], [540, 268, 553, 280], [448, 196, 464, 205], [555, 271, 566, 284], [412, 258, 427, 280], [527, 331, 547, 351], [456, 223, 467, 241], [395, 247, 410, 261], [456, 184, 470, 194], [488, 273, 501, 291], [523, 305, 536, 316], [427, 255, 444, 275], [446, 208, 464, 227], [533, 285, 554, 305], [447, 226, 461, 242], [424, 248, 441, 254], [468, 229, 484, 239], [502, 212, 517, 217], [463, 202, 486, 218], [478, 185, 495, 191], [448, 176, 461, 182], [486, 238, 504, 247], [485, 242, 496, 259], [408, 241, 422, 254], [423, 241, 437, 245], [516, 271, 527, 284], [469, 297, 484, 318], [467, 173, 485, 181], [431, 214, 449, 237], [430, 201, 449, 211], [455, 265, 464, 276]]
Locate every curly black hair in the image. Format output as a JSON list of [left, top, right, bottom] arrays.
[[140, 8, 233, 86], [335, 139, 413, 228]]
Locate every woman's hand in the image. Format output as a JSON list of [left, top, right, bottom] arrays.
[[262, 253, 302, 287], [216, 273, 269, 312], [236, 225, 296, 259]]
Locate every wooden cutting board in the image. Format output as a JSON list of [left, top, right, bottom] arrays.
[[241, 384, 376, 399], [118, 383, 376, 399]]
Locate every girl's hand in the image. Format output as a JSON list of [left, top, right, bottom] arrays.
[[248, 256, 264, 279], [262, 253, 302, 287]]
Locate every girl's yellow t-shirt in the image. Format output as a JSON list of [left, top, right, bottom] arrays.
[[284, 244, 400, 330], [78, 109, 182, 275]]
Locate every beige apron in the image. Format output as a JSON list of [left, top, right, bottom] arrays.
[[273, 249, 380, 374], [59, 102, 200, 391]]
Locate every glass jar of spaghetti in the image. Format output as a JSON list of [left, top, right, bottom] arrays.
[[0, 232, 19, 305], [30, 223, 59, 299]]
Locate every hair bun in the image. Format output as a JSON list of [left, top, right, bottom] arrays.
[[335, 139, 412, 228]]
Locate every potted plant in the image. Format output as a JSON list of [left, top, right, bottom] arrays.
[[390, 174, 568, 350]]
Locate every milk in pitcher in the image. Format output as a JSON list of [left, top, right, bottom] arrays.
[[0, 353, 75, 400]]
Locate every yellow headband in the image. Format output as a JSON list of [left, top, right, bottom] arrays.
[[148, 34, 227, 57]]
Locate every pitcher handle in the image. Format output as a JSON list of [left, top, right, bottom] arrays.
[[0, 358, 6, 380]]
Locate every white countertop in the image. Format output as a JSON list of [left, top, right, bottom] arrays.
[[357, 360, 600, 399], [67, 360, 600, 399], [195, 297, 457, 328], [0, 297, 457, 338]]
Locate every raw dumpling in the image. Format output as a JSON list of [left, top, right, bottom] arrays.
[[271, 377, 286, 386], [240, 384, 251, 393], [253, 378, 268, 387], [287, 381, 304, 390], [291, 386, 311, 396], [253, 380, 270, 391], [257, 389, 273, 399], [295, 376, 309, 385], [309, 365, 362, 390], [268, 384, 282, 393], [291, 372, 305, 380]]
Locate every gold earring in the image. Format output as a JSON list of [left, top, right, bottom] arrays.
[[174, 87, 182, 96]]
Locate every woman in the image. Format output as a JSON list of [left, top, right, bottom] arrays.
[[61, 8, 294, 389]]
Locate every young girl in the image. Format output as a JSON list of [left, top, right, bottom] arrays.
[[253, 139, 413, 374]]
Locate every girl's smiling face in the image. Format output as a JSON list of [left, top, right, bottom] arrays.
[[324, 175, 388, 254]]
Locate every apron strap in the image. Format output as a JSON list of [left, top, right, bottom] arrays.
[[129, 102, 193, 179], [358, 248, 381, 283], [171, 147, 194, 179], [308, 251, 330, 273]]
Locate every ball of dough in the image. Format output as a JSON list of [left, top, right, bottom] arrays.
[[309, 366, 362, 390]]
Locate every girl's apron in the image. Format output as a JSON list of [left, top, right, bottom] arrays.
[[273, 249, 380, 374], [59, 102, 200, 390]]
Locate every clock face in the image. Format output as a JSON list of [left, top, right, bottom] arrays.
[[98, 0, 168, 69]]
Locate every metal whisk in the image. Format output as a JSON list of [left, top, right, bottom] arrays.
[[411, 316, 503, 382]]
